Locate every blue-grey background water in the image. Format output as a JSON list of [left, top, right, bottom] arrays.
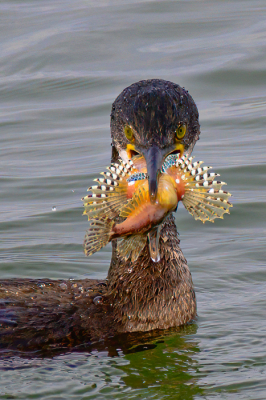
[[1, 0, 266, 398]]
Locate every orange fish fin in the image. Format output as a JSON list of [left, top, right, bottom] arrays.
[[83, 218, 115, 256], [117, 234, 147, 262], [120, 183, 149, 218]]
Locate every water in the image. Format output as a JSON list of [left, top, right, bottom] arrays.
[[1, 0, 266, 398]]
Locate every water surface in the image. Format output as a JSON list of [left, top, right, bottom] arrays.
[[1, 0, 266, 399]]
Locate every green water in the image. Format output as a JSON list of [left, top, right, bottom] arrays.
[[1, 0, 266, 398]]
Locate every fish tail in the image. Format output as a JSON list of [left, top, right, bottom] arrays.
[[83, 219, 115, 256]]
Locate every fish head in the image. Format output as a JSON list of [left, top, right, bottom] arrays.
[[110, 79, 200, 203]]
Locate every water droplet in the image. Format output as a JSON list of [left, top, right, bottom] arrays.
[[52, 206, 56, 212], [93, 296, 103, 305], [60, 283, 67, 290]]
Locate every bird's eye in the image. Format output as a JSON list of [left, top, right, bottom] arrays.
[[124, 125, 134, 141], [176, 124, 187, 140]]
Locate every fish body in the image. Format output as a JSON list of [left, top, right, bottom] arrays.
[[83, 175, 179, 262], [112, 174, 180, 238], [83, 154, 232, 262], [112, 187, 165, 238]]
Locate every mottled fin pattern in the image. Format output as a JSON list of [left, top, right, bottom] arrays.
[[160, 154, 180, 172], [127, 172, 147, 182], [82, 160, 137, 220], [175, 154, 232, 223], [120, 184, 150, 218], [83, 219, 115, 256], [117, 235, 147, 262]]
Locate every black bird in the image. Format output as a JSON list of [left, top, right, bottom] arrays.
[[0, 79, 200, 352]]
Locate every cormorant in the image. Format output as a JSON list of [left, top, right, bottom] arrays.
[[0, 79, 200, 352]]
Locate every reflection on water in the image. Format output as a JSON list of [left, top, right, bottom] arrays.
[[120, 326, 204, 399], [0, 325, 205, 399]]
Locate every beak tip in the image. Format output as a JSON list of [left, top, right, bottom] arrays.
[[149, 180, 158, 203], [150, 192, 156, 203]]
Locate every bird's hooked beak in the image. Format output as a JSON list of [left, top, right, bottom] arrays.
[[142, 146, 164, 203], [127, 143, 185, 203]]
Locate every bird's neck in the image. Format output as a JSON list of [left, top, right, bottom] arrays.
[[106, 214, 196, 332]]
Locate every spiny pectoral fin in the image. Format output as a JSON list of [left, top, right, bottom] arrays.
[[83, 218, 115, 256], [83, 177, 129, 220], [182, 181, 232, 223], [83, 158, 142, 222]]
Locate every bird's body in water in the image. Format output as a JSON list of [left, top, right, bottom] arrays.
[[0, 79, 231, 354]]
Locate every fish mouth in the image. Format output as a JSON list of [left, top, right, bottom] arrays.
[[127, 143, 185, 203]]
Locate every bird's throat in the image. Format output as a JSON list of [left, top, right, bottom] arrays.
[[106, 213, 197, 332]]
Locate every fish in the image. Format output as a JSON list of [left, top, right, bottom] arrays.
[[82, 154, 232, 262]]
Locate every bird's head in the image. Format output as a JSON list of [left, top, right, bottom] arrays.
[[110, 79, 200, 203]]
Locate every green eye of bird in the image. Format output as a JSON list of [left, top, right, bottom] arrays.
[[176, 124, 186, 139], [124, 125, 134, 141]]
